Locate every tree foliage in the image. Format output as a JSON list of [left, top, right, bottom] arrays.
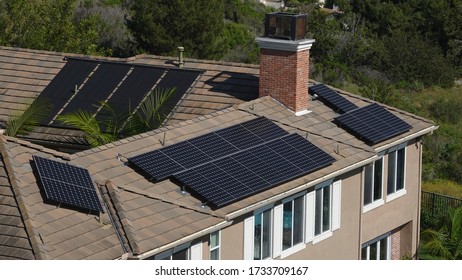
[[420, 207, 462, 260], [128, 0, 226, 59], [6, 98, 51, 137]]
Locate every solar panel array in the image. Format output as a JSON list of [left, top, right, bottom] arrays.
[[334, 103, 412, 145], [174, 133, 335, 208], [33, 156, 104, 212], [129, 117, 335, 208], [309, 84, 358, 114], [128, 117, 288, 181], [39, 58, 202, 125]]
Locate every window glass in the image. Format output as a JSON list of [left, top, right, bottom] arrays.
[[364, 164, 373, 205], [262, 210, 271, 259], [172, 248, 188, 260], [397, 148, 405, 191], [315, 184, 332, 236], [210, 231, 220, 260], [387, 151, 396, 195], [282, 196, 304, 251], [322, 186, 330, 232], [362, 234, 390, 260], [380, 237, 388, 260], [315, 188, 323, 235], [373, 159, 383, 200]]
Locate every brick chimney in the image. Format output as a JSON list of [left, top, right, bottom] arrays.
[[256, 13, 315, 116]]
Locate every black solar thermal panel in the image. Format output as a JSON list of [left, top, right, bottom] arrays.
[[104, 65, 165, 113], [334, 103, 412, 145], [309, 84, 358, 114], [41, 59, 98, 124], [33, 156, 103, 212], [58, 62, 131, 118]]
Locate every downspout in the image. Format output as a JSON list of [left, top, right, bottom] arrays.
[[135, 220, 232, 259], [416, 138, 423, 259], [226, 155, 378, 220], [358, 164, 364, 259]]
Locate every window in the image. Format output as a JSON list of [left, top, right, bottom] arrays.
[[387, 146, 406, 196], [154, 243, 202, 260], [210, 231, 220, 260], [315, 184, 331, 236], [254, 209, 271, 260], [282, 196, 304, 250], [361, 234, 390, 260], [363, 158, 383, 207]]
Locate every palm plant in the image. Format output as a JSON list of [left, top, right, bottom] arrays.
[[5, 98, 51, 137], [420, 207, 462, 260], [57, 87, 175, 147]]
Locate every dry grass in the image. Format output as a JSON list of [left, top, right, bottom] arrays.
[[422, 179, 462, 199]]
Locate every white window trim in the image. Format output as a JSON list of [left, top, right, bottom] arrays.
[[244, 205, 274, 260], [209, 231, 220, 260], [308, 180, 341, 244], [280, 192, 306, 257], [362, 157, 384, 212], [280, 242, 306, 259], [386, 145, 407, 200], [314, 182, 332, 237]]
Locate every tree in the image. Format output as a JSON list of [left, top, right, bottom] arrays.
[[57, 88, 175, 147], [128, 0, 225, 59], [420, 207, 462, 260], [5, 98, 51, 137]]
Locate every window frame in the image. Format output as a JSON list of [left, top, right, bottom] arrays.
[[312, 180, 334, 243], [387, 143, 407, 201], [253, 207, 272, 260], [154, 243, 191, 260], [209, 230, 220, 260], [279, 192, 306, 258], [363, 157, 385, 212], [361, 233, 391, 260]]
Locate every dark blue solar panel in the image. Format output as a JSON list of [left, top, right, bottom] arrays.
[[58, 62, 131, 118], [335, 103, 412, 145], [173, 133, 335, 208], [33, 156, 103, 212], [309, 84, 358, 114], [128, 117, 288, 181], [41, 59, 98, 124]]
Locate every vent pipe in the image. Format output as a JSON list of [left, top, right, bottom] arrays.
[[178, 46, 184, 68]]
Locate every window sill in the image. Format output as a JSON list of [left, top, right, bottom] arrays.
[[313, 231, 333, 244], [363, 199, 384, 213], [280, 243, 306, 259], [386, 189, 406, 202]]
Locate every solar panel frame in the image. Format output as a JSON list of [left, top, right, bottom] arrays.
[[33, 156, 104, 212], [334, 103, 413, 145], [309, 84, 358, 114]]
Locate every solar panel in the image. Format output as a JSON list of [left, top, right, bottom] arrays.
[[33, 156, 103, 212], [40, 59, 98, 124], [57, 62, 131, 118], [334, 103, 412, 145], [309, 84, 358, 114], [103, 65, 165, 113], [173, 133, 335, 208], [128, 117, 288, 181], [153, 68, 201, 116]]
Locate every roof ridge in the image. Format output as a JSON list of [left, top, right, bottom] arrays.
[[101, 181, 140, 255], [0, 137, 47, 259], [141, 54, 260, 69], [2, 135, 71, 160]]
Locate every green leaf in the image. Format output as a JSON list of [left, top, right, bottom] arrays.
[[6, 97, 51, 137]]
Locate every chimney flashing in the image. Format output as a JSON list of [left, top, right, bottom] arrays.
[[256, 37, 315, 52]]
